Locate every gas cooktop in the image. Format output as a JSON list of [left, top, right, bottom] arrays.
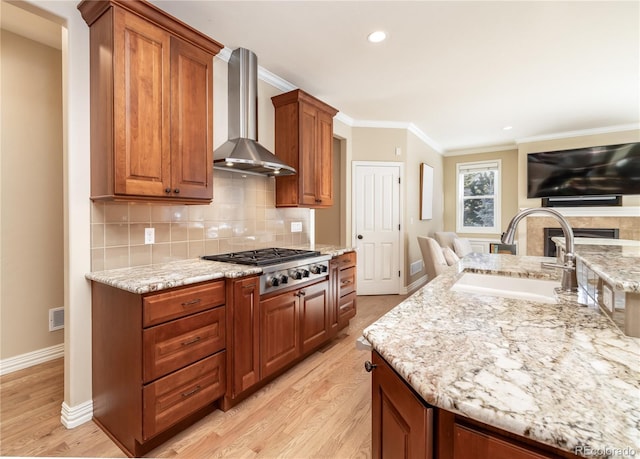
[[201, 248, 321, 266]]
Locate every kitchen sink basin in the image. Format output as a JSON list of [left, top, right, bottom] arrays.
[[450, 272, 560, 304]]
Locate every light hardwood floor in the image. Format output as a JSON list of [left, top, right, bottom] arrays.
[[1, 294, 407, 458]]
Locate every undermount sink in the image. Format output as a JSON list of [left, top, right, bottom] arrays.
[[450, 272, 560, 304]]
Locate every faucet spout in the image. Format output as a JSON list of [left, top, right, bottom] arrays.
[[501, 208, 578, 292]]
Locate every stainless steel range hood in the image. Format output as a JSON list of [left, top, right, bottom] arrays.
[[214, 48, 296, 177]]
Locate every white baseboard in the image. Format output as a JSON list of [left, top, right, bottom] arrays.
[[402, 275, 427, 295], [61, 400, 94, 429], [0, 343, 64, 376]]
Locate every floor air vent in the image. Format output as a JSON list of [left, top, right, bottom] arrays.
[[49, 307, 64, 331]]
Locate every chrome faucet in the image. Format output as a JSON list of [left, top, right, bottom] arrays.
[[501, 208, 578, 292]]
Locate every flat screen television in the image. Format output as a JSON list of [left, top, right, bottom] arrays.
[[527, 142, 640, 198]]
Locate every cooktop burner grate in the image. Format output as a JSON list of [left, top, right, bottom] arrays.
[[201, 248, 322, 266]]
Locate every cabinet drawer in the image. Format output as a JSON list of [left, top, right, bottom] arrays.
[[143, 307, 225, 382], [338, 291, 357, 324], [339, 266, 356, 296], [143, 281, 225, 327], [338, 251, 356, 268], [143, 351, 225, 440]]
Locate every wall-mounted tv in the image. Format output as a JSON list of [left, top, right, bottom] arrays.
[[527, 142, 640, 199]]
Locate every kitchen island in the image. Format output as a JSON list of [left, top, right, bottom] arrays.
[[364, 252, 639, 459]]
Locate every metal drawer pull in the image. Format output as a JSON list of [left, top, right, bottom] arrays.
[[181, 385, 201, 398], [181, 336, 201, 346], [181, 298, 202, 307]]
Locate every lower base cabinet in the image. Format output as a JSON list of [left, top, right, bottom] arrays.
[[371, 351, 580, 459]]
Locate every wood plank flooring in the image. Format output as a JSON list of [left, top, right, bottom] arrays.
[[0, 294, 406, 458]]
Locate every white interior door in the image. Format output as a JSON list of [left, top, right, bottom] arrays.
[[353, 162, 401, 295]]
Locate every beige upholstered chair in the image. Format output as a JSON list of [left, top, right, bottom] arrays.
[[435, 231, 473, 257], [417, 236, 449, 283]]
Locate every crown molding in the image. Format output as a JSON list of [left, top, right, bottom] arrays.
[[516, 123, 640, 144], [443, 143, 518, 157], [258, 66, 296, 92], [335, 112, 355, 126]]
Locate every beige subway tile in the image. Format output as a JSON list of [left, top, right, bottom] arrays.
[[171, 241, 188, 259], [151, 205, 173, 222], [171, 222, 188, 242], [202, 203, 218, 220], [104, 246, 129, 270], [104, 223, 129, 247], [188, 222, 205, 241], [151, 243, 172, 264], [91, 202, 105, 223], [217, 221, 234, 238], [171, 205, 189, 222], [91, 248, 105, 272], [188, 206, 206, 222], [188, 240, 205, 258], [204, 221, 219, 239], [129, 203, 151, 223], [204, 239, 220, 255], [91, 224, 105, 249], [104, 202, 129, 223], [130, 244, 152, 267], [130, 223, 148, 245], [154, 223, 171, 243]]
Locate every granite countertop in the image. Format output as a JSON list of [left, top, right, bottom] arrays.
[[85, 245, 355, 294], [553, 237, 640, 293], [363, 253, 640, 458]]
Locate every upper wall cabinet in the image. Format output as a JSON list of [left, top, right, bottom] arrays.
[[78, 0, 223, 204], [271, 89, 338, 208]]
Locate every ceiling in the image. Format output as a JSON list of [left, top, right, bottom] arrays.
[[3, 1, 638, 154], [153, 1, 639, 154]]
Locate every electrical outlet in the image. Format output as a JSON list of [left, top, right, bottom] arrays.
[[144, 227, 155, 244], [291, 222, 303, 233]]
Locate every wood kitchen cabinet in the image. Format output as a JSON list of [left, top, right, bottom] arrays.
[[261, 280, 330, 379], [271, 89, 338, 208], [91, 280, 226, 456], [371, 350, 433, 459], [78, 0, 223, 204], [223, 275, 261, 409], [330, 251, 357, 331], [371, 351, 580, 459]]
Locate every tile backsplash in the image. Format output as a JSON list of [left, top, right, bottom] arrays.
[[90, 171, 310, 271]]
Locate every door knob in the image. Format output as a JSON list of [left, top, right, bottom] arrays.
[[357, 235, 363, 240]]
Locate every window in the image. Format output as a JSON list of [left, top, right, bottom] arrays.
[[456, 160, 501, 234]]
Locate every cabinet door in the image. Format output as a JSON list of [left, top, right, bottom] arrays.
[[315, 109, 334, 206], [300, 281, 330, 354], [328, 260, 340, 337], [299, 102, 319, 206], [113, 8, 171, 197], [260, 291, 300, 378], [169, 37, 213, 200], [228, 276, 260, 398], [372, 351, 432, 459]]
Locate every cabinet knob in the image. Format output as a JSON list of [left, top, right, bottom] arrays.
[[315, 199, 322, 203], [357, 234, 363, 240], [174, 188, 180, 194], [165, 188, 171, 194], [364, 361, 377, 372]]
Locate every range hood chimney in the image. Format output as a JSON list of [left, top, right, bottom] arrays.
[[213, 48, 296, 177]]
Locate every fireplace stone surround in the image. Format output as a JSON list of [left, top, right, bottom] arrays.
[[524, 210, 639, 257]]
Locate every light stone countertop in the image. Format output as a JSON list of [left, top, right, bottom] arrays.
[[553, 237, 640, 293], [85, 245, 355, 294], [363, 252, 640, 459]]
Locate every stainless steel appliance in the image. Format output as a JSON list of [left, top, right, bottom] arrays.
[[202, 248, 330, 295]]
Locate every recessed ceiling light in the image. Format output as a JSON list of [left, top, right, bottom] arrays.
[[367, 31, 387, 43], [503, 126, 513, 131]]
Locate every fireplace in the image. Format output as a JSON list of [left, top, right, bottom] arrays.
[[544, 228, 619, 257]]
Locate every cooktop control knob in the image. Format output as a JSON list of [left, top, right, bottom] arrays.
[[321, 264, 328, 272], [268, 276, 280, 287], [291, 270, 303, 280], [279, 274, 288, 284], [310, 265, 321, 274], [301, 269, 310, 278]]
